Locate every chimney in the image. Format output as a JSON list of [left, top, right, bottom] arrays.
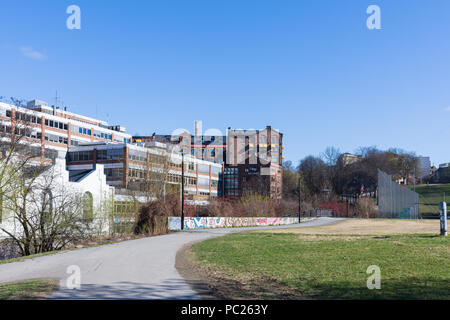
[[194, 120, 202, 137]]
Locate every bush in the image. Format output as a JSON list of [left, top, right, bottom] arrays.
[[354, 197, 377, 218], [240, 194, 277, 217], [185, 195, 295, 218], [134, 194, 180, 235]]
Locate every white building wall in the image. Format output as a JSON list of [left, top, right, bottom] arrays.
[[0, 158, 114, 240]]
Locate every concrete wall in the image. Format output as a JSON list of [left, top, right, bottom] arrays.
[[168, 216, 299, 230]]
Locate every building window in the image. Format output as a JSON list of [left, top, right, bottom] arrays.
[[97, 150, 107, 161], [44, 119, 68, 131], [45, 133, 68, 145], [107, 148, 123, 160], [105, 168, 123, 178], [68, 151, 93, 162]]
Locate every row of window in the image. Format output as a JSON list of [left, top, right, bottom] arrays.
[[167, 173, 182, 184], [169, 161, 182, 169], [93, 130, 112, 140], [4, 110, 131, 142], [127, 170, 216, 188], [244, 167, 259, 175], [224, 167, 238, 175], [0, 125, 42, 141], [114, 201, 138, 214], [224, 179, 239, 188], [128, 168, 146, 179], [149, 154, 166, 165], [71, 124, 91, 136], [68, 151, 93, 161], [105, 168, 124, 178], [128, 151, 147, 162], [127, 152, 166, 165], [15, 112, 42, 125], [97, 149, 123, 161], [45, 133, 68, 145]]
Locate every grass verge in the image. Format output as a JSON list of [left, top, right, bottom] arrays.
[[0, 234, 153, 265], [0, 279, 59, 300], [189, 231, 449, 299]]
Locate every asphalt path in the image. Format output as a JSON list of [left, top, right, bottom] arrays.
[[0, 217, 344, 299]]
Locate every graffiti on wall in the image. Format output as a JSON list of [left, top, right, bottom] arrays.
[[168, 217, 298, 230]]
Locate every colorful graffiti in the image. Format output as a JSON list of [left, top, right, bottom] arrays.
[[168, 217, 300, 230]]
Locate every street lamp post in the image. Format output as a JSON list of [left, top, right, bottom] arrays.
[[181, 153, 185, 230], [298, 175, 301, 223]]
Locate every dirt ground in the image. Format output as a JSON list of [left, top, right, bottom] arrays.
[[258, 218, 442, 235]]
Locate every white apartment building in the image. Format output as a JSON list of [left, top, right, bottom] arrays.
[[0, 100, 132, 160]]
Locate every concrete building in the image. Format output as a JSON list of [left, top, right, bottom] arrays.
[[0, 100, 132, 161], [66, 141, 222, 200], [338, 153, 363, 167]]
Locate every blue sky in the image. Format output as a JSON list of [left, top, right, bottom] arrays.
[[1, 0, 450, 166]]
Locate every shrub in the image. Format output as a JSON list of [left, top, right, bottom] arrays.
[[134, 194, 180, 235], [354, 197, 377, 218]]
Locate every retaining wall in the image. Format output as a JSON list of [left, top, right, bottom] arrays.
[[168, 216, 299, 230]]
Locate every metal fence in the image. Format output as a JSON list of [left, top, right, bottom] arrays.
[[377, 169, 419, 219]]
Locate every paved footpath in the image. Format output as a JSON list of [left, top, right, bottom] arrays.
[[0, 217, 344, 299]]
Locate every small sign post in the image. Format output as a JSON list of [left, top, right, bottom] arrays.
[[439, 202, 447, 236], [181, 153, 185, 230]]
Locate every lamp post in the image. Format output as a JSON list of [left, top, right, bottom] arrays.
[[298, 174, 301, 223], [181, 152, 185, 230]]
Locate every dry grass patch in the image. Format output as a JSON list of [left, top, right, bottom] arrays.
[[0, 279, 59, 300], [260, 219, 441, 235]]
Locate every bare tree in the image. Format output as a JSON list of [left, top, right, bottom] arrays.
[[0, 163, 90, 256], [321, 146, 341, 166], [282, 161, 299, 200], [298, 156, 329, 197], [0, 98, 90, 256]]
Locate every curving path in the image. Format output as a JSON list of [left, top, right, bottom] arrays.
[[0, 217, 344, 299]]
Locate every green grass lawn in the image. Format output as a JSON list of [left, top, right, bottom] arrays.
[[191, 232, 450, 299], [0, 280, 59, 300], [407, 184, 450, 217]]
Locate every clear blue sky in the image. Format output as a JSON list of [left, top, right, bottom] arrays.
[[1, 0, 450, 166]]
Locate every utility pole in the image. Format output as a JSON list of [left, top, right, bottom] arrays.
[[181, 153, 185, 230], [298, 174, 301, 223], [413, 167, 416, 192]]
